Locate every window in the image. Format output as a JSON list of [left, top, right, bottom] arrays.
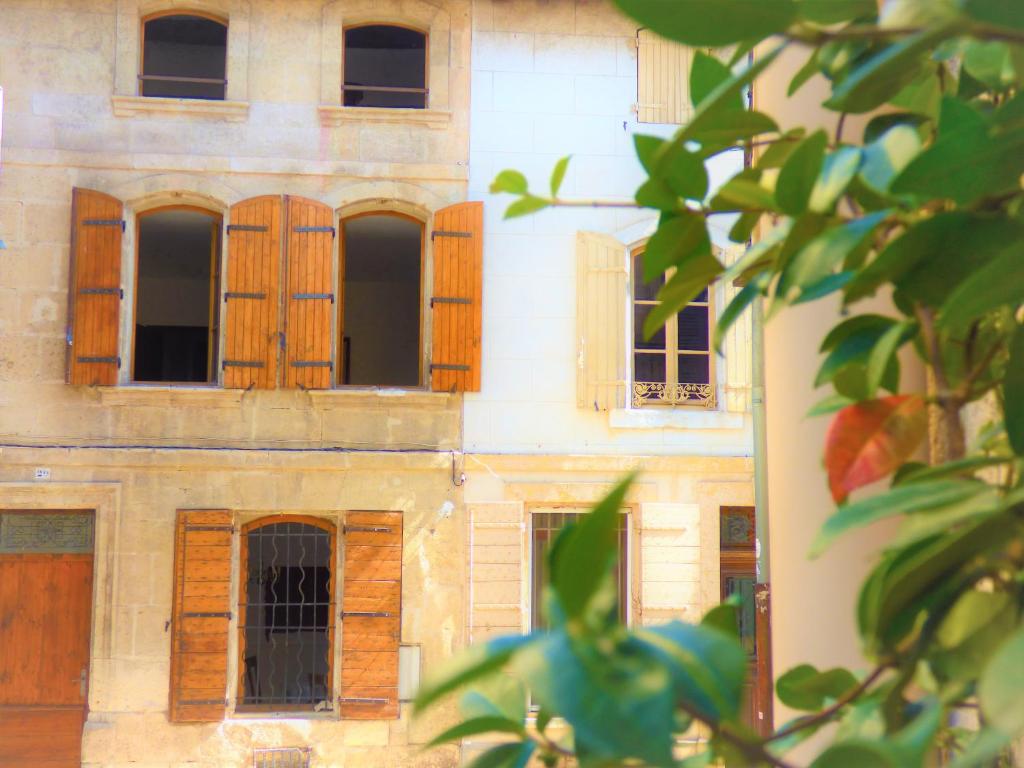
[[343, 25, 427, 109], [631, 252, 714, 407], [530, 509, 629, 630], [636, 29, 693, 125], [238, 518, 336, 711], [141, 13, 227, 100], [339, 214, 423, 387], [133, 207, 221, 383]]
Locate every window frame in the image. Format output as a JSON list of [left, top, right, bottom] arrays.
[[236, 515, 338, 715], [131, 204, 223, 386], [336, 210, 427, 389], [340, 22, 430, 110], [526, 504, 636, 632], [138, 10, 229, 100], [630, 248, 716, 409]]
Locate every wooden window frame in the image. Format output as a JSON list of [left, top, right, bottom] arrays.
[[525, 503, 638, 631], [139, 10, 229, 99], [630, 248, 716, 408], [236, 515, 338, 715], [131, 205, 223, 387], [336, 210, 427, 389], [341, 22, 430, 109]]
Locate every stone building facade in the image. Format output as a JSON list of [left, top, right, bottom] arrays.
[[0, 1, 754, 766]]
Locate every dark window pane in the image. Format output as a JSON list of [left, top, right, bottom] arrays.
[[344, 25, 426, 108], [633, 305, 665, 350], [142, 15, 227, 100], [677, 305, 709, 352], [678, 354, 710, 384], [695, 286, 709, 303], [723, 576, 757, 656], [632, 267, 664, 302], [634, 352, 666, 383]]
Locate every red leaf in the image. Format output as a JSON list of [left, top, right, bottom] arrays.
[[824, 395, 928, 503]]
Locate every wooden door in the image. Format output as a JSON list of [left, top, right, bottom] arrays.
[[0, 512, 95, 768]]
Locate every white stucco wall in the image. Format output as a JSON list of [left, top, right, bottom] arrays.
[[465, 0, 750, 456]]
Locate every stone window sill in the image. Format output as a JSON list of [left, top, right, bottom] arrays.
[[111, 95, 250, 122], [609, 407, 744, 431], [99, 386, 243, 409], [96, 385, 455, 410], [318, 105, 451, 129]]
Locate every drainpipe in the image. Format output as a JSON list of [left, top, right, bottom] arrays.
[[752, 296, 774, 735]]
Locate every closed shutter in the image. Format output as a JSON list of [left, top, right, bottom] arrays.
[[224, 196, 282, 389], [340, 511, 402, 720], [636, 29, 692, 125], [283, 196, 335, 389], [576, 231, 628, 411], [430, 202, 483, 393], [719, 245, 752, 413], [67, 188, 124, 385], [169, 509, 232, 723]]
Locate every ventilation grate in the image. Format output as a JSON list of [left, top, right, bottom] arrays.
[[252, 747, 311, 768]]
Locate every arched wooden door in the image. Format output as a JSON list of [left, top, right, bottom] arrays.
[[0, 511, 94, 767]]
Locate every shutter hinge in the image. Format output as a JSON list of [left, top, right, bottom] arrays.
[[342, 611, 393, 618], [292, 293, 334, 302], [431, 230, 472, 240], [338, 696, 390, 705], [224, 291, 266, 301], [344, 525, 393, 533], [83, 219, 125, 231], [430, 363, 470, 372], [291, 361, 332, 368], [180, 698, 229, 706], [79, 287, 123, 299], [430, 296, 471, 307], [226, 224, 268, 234], [223, 360, 265, 368], [77, 356, 121, 368], [181, 611, 232, 619], [293, 226, 335, 236], [185, 524, 234, 532]]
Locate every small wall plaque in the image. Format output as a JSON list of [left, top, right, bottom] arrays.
[[0, 512, 94, 554]]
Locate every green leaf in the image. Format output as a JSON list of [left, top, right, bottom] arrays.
[[810, 741, 900, 767], [932, 591, 1018, 684], [824, 24, 958, 113], [807, 393, 855, 417], [635, 178, 681, 211], [980, 626, 1024, 734], [535, 706, 552, 734], [862, 112, 929, 144], [426, 716, 527, 748], [644, 253, 724, 339], [811, 480, 988, 557], [460, 674, 528, 722], [414, 634, 537, 713], [776, 129, 828, 215], [797, 0, 875, 23], [549, 156, 571, 198], [464, 742, 535, 768], [859, 125, 922, 194], [816, 314, 896, 387], [963, 40, 1016, 90], [728, 210, 762, 243], [504, 195, 549, 219], [713, 274, 766, 353], [947, 728, 1015, 768], [888, 65, 942, 120], [491, 170, 529, 195], [891, 700, 943, 766], [658, 142, 710, 201], [690, 50, 737, 110], [701, 595, 741, 638], [613, 0, 799, 47], [687, 110, 780, 148], [777, 665, 859, 712], [757, 129, 807, 168], [634, 134, 667, 173], [808, 146, 863, 213], [551, 475, 633, 619], [787, 49, 822, 97], [865, 320, 916, 398], [963, 0, 1024, 30], [642, 212, 709, 281], [1004, 325, 1024, 456], [939, 240, 1024, 329]]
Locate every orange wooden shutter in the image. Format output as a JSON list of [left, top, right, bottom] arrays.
[[224, 196, 282, 389], [283, 196, 335, 389], [340, 511, 403, 720], [169, 509, 232, 723], [430, 202, 483, 392], [67, 188, 124, 385]]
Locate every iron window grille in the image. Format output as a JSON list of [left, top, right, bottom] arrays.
[[343, 25, 428, 109], [239, 519, 335, 711]]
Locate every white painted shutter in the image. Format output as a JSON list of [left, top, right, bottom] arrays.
[[718, 244, 753, 413], [468, 503, 525, 643], [636, 29, 693, 125], [576, 232, 628, 411]]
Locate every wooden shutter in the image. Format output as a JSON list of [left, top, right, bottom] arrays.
[[224, 196, 282, 389], [719, 245, 752, 413], [636, 29, 692, 125], [283, 196, 335, 389], [430, 201, 483, 393], [169, 509, 232, 723], [576, 231, 628, 411], [340, 511, 402, 720], [67, 188, 124, 385]]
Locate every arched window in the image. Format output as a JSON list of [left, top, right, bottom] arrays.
[[133, 206, 222, 383], [339, 213, 424, 386], [343, 25, 427, 109], [141, 13, 228, 100], [238, 517, 336, 711]]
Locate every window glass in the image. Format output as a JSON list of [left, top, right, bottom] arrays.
[[240, 520, 333, 710], [142, 14, 227, 100], [344, 25, 427, 108], [134, 208, 220, 383], [340, 214, 422, 386]]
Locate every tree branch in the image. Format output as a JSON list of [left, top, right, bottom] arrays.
[[915, 304, 967, 461]]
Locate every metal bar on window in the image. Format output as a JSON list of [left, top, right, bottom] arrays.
[[138, 74, 228, 85], [341, 85, 428, 94]]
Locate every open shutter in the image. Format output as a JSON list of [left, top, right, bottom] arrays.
[[719, 245, 752, 413], [67, 188, 124, 385], [169, 509, 232, 723], [430, 201, 483, 393], [636, 29, 692, 125], [224, 196, 282, 389], [283, 196, 335, 389], [576, 231, 628, 411], [340, 511, 402, 720]]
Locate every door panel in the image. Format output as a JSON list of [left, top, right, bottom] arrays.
[[0, 513, 94, 768]]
